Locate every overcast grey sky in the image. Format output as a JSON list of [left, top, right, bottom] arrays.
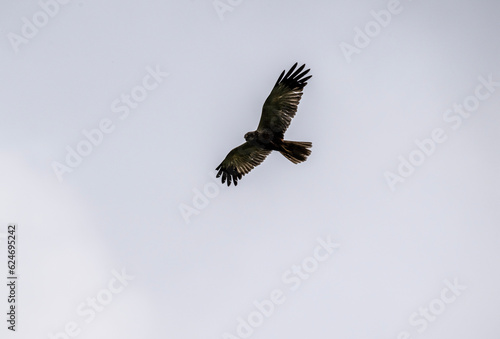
[[1, 0, 500, 338]]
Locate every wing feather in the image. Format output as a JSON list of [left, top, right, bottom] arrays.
[[258, 63, 312, 139], [215, 142, 271, 186]]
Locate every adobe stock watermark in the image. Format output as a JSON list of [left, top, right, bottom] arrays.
[[179, 171, 225, 224], [51, 65, 169, 183], [339, 0, 411, 63], [221, 235, 340, 339], [7, 0, 71, 54], [213, 0, 244, 21], [47, 268, 134, 339], [391, 278, 467, 339], [384, 74, 499, 191]]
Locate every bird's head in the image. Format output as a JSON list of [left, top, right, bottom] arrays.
[[244, 131, 257, 141]]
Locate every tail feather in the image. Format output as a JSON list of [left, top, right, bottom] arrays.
[[280, 140, 312, 164]]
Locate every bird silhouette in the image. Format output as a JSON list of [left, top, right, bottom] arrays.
[[216, 63, 312, 186]]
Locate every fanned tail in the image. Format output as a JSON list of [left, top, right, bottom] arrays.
[[279, 140, 312, 164]]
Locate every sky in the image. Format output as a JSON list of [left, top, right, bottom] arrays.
[[1, 0, 499, 338]]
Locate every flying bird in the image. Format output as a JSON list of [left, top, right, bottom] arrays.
[[216, 63, 312, 186]]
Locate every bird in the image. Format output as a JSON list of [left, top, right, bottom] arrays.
[[216, 62, 312, 186]]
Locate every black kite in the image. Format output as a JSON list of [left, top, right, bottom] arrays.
[[216, 63, 312, 186]]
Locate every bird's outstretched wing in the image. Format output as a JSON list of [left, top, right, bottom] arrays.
[[257, 63, 312, 139], [216, 142, 271, 186]]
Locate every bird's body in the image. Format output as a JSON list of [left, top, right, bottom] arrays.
[[216, 63, 312, 186]]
